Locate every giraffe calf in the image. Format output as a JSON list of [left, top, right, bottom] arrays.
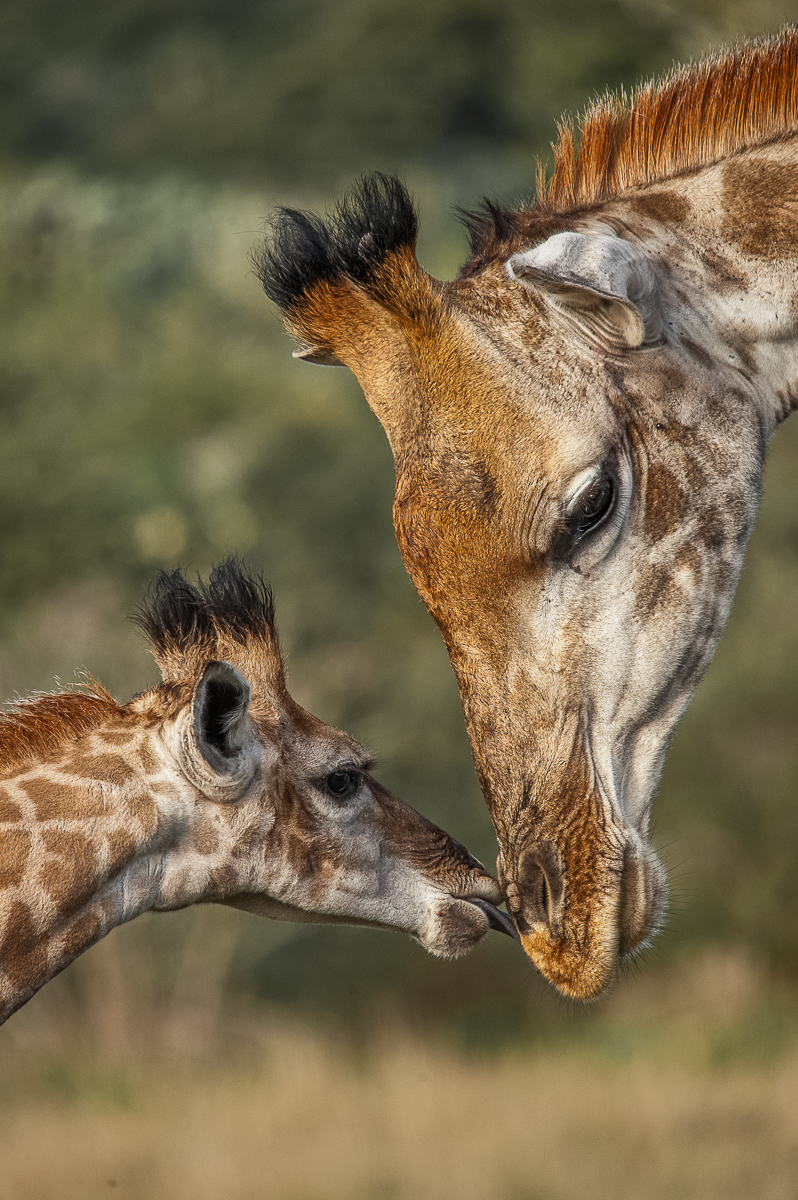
[[0, 563, 511, 1025]]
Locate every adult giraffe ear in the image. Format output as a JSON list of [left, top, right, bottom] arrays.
[[507, 230, 663, 350], [182, 661, 262, 803], [292, 345, 346, 367]]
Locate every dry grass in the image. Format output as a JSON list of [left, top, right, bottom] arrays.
[[2, 945, 798, 1200], [2, 1029, 798, 1200]]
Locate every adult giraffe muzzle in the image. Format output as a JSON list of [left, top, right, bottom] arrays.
[[255, 31, 798, 997]]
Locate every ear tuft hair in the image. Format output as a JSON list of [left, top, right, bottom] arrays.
[[252, 173, 418, 314], [135, 560, 281, 686], [457, 198, 520, 265]]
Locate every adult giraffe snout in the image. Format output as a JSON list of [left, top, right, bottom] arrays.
[[472, 707, 667, 998], [498, 824, 667, 999]]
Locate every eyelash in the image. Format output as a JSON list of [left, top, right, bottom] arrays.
[[548, 448, 632, 566], [567, 471, 616, 542]]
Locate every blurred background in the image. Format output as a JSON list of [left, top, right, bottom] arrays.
[[2, 1, 798, 1197]]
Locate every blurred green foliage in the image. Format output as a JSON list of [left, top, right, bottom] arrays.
[[0, 0, 680, 192], [1, 0, 798, 1039]]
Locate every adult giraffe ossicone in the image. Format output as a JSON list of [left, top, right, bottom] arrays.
[[0, 563, 509, 1025], [255, 29, 798, 999]]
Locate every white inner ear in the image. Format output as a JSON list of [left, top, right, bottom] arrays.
[[507, 230, 662, 350], [292, 345, 346, 367], [183, 661, 261, 803]]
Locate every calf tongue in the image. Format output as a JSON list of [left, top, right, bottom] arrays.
[[467, 898, 521, 942]]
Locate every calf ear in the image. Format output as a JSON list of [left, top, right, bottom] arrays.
[[507, 230, 662, 350], [184, 662, 261, 802]]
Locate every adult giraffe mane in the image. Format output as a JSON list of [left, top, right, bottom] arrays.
[[256, 27, 798, 337], [542, 27, 798, 212], [467, 26, 798, 251]]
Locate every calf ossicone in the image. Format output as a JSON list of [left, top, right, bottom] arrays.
[[507, 230, 663, 350]]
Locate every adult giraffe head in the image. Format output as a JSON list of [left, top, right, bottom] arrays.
[[255, 31, 798, 997]]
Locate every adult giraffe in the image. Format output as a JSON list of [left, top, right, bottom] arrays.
[[0, 563, 508, 1024], [256, 30, 798, 999]]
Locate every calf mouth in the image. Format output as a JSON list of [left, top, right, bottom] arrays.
[[465, 897, 521, 942]]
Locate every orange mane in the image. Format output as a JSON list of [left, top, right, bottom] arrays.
[[539, 27, 798, 214], [0, 686, 122, 777]]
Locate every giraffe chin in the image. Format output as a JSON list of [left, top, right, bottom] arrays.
[[218, 891, 512, 959], [518, 927, 618, 1001], [415, 895, 509, 959]]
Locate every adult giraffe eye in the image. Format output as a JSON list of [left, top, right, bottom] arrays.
[[568, 472, 615, 540], [325, 770, 358, 798]]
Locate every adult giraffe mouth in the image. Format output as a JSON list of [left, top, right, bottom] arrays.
[[465, 897, 521, 942]]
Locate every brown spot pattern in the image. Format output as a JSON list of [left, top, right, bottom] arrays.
[[191, 821, 221, 857], [630, 189, 690, 223], [683, 454, 708, 492], [696, 504, 726, 550], [207, 864, 239, 895], [700, 247, 747, 286], [635, 562, 680, 618], [0, 900, 45, 990], [23, 778, 106, 822], [107, 827, 137, 867], [644, 465, 687, 541], [128, 790, 160, 837], [681, 337, 715, 370], [65, 754, 135, 785], [61, 911, 102, 961], [721, 159, 798, 259], [39, 829, 97, 916], [136, 739, 160, 775], [0, 793, 22, 823], [0, 829, 31, 888]]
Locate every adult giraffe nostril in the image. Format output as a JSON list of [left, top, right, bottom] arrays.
[[514, 842, 565, 938]]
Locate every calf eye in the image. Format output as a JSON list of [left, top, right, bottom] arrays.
[[325, 770, 358, 798], [569, 472, 615, 540]]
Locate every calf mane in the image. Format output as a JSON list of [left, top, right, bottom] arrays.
[[0, 687, 121, 777]]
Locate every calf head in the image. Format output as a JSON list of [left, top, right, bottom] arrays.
[[139, 562, 507, 957]]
